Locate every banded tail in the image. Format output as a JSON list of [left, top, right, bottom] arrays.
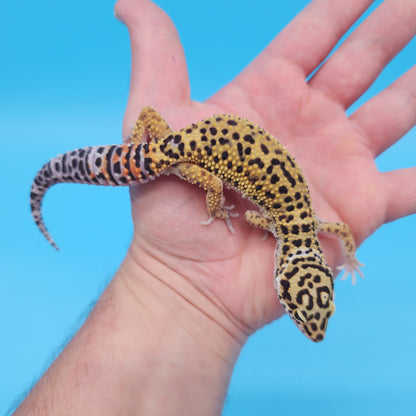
[[30, 143, 158, 249]]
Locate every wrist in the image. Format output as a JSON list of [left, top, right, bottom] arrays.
[[116, 238, 247, 364], [93, 239, 247, 415]]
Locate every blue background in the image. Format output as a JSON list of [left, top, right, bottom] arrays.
[[1, 0, 415, 414]]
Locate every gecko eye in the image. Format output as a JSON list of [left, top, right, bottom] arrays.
[[293, 309, 307, 323]]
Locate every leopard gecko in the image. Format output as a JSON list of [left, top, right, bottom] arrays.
[[30, 107, 363, 342]]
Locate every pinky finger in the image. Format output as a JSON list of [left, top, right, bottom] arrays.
[[382, 167, 416, 223]]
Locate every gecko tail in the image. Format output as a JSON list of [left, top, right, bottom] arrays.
[[30, 166, 60, 250], [30, 143, 155, 249]]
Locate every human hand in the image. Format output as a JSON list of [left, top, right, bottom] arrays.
[[114, 0, 416, 336]]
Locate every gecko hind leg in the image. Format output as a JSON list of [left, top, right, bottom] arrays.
[[169, 163, 238, 233], [317, 220, 364, 284], [127, 106, 173, 144], [244, 210, 274, 240]]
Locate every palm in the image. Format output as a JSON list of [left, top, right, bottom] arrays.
[[116, 0, 416, 332]]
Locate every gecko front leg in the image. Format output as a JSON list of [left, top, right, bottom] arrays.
[[318, 220, 364, 284]]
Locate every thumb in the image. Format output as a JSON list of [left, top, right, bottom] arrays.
[[114, 0, 191, 138]]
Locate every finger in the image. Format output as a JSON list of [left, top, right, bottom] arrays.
[[245, 0, 373, 76], [114, 0, 190, 138], [383, 167, 416, 222], [350, 65, 416, 157], [309, 0, 416, 108]]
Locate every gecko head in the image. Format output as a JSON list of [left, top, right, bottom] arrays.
[[275, 250, 336, 342]]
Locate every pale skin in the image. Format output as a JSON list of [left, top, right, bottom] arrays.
[[14, 0, 416, 415]]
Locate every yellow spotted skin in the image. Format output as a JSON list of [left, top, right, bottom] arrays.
[[31, 107, 363, 342]]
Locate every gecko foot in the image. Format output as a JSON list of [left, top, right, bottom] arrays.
[[337, 259, 365, 285], [201, 204, 239, 234]]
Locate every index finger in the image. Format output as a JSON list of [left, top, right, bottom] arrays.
[[259, 0, 374, 76]]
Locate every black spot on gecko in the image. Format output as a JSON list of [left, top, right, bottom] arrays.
[[260, 144, 269, 154], [237, 143, 244, 157], [204, 146, 212, 156], [286, 156, 296, 168], [164, 135, 173, 144], [254, 158, 264, 169], [280, 280, 292, 301], [232, 132, 240, 140], [269, 174, 279, 184], [313, 275, 321, 283], [284, 267, 299, 279], [113, 161, 121, 174], [302, 224, 311, 233], [280, 162, 297, 187], [296, 289, 313, 310], [209, 127, 218, 136], [244, 135, 255, 144], [142, 143, 151, 155], [78, 160, 86, 176], [278, 185, 288, 194], [143, 157, 154, 175], [227, 119, 237, 126]]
